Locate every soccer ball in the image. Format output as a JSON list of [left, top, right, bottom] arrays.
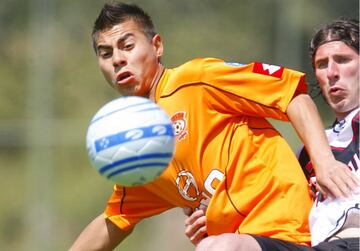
[[86, 96, 175, 186]]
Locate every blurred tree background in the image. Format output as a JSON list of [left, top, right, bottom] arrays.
[[0, 0, 358, 250]]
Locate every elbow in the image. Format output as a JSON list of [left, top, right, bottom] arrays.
[[287, 94, 315, 113]]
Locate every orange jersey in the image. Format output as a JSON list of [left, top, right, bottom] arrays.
[[105, 58, 312, 245]]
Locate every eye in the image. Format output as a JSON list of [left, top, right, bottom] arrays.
[[123, 43, 134, 51], [315, 60, 327, 69], [336, 56, 351, 64], [99, 50, 112, 59]]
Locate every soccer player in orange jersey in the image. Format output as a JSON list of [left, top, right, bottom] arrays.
[[69, 2, 359, 250], [185, 18, 360, 251]]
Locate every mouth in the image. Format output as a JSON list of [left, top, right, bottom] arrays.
[[329, 86, 343, 95], [116, 71, 134, 85]]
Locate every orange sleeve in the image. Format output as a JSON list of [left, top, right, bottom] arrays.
[[104, 184, 174, 231], [196, 58, 307, 121]]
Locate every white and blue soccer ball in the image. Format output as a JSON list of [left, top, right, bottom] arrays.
[[86, 96, 175, 186]]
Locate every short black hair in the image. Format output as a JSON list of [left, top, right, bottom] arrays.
[[309, 17, 359, 68], [91, 1, 157, 52]]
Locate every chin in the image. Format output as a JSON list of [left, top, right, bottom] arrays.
[[332, 104, 355, 115]]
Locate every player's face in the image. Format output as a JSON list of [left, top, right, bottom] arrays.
[[314, 41, 359, 119], [95, 20, 163, 97]]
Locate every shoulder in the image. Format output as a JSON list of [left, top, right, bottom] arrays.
[[176, 57, 225, 72], [159, 58, 224, 97]]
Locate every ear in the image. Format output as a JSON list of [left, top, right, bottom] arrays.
[[152, 34, 164, 60]]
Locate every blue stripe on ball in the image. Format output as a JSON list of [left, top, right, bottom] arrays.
[[106, 162, 169, 179], [94, 124, 174, 153], [99, 152, 173, 174]]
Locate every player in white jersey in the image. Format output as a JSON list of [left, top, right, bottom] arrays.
[[300, 108, 359, 245], [184, 18, 360, 251], [298, 17, 360, 250]]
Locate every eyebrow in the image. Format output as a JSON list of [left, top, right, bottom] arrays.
[[96, 33, 135, 52], [315, 57, 327, 63], [316, 52, 353, 62]]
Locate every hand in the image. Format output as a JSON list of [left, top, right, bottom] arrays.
[[314, 159, 360, 199], [286, 95, 359, 198], [183, 207, 208, 246], [308, 179, 317, 199]]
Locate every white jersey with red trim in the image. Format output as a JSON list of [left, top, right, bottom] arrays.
[[309, 108, 360, 245]]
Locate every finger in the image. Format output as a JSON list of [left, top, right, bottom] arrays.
[[185, 215, 207, 245], [343, 168, 360, 190], [190, 225, 208, 246], [185, 214, 206, 238], [321, 178, 348, 199], [316, 171, 344, 199], [184, 210, 205, 226], [308, 186, 316, 200], [183, 206, 193, 217], [331, 168, 359, 198], [331, 163, 360, 197], [315, 183, 329, 199], [331, 174, 351, 197]]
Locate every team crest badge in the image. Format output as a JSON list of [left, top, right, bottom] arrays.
[[171, 111, 188, 141]]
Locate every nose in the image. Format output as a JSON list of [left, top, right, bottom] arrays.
[[112, 49, 126, 68], [327, 60, 339, 85]]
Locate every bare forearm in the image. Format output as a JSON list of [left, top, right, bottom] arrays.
[[287, 94, 334, 166], [287, 94, 359, 197], [69, 213, 131, 251]]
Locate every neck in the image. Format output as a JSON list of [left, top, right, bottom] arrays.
[[148, 64, 164, 101], [336, 112, 349, 121], [335, 107, 359, 121]]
